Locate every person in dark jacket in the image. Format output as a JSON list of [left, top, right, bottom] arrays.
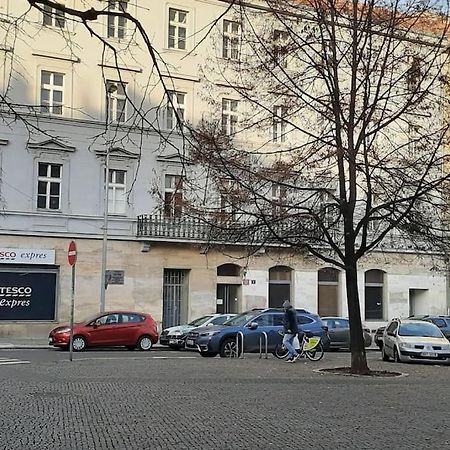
[[282, 300, 299, 362]]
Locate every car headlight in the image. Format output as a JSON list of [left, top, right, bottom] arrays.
[[200, 331, 220, 337], [172, 331, 185, 336], [55, 327, 70, 334], [399, 342, 413, 349]]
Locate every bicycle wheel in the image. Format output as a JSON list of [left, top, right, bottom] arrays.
[[305, 342, 324, 361], [274, 343, 289, 359]]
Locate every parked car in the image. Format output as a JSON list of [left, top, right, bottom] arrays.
[[408, 315, 450, 341], [374, 326, 386, 350], [382, 318, 450, 364], [185, 308, 330, 357], [48, 311, 159, 352], [321, 317, 372, 350], [160, 314, 235, 349]]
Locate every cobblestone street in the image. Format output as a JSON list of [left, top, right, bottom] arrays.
[[0, 349, 449, 450]]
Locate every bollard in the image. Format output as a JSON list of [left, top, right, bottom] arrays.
[[236, 331, 244, 358], [259, 331, 268, 359]]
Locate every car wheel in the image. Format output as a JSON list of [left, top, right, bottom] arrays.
[[381, 346, 390, 361], [393, 346, 401, 363], [137, 335, 153, 351], [220, 337, 240, 358], [274, 344, 289, 359], [72, 335, 87, 352], [199, 351, 217, 357]]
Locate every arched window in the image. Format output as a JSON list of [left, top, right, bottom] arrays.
[[217, 263, 240, 277], [318, 268, 340, 316], [269, 266, 292, 308], [365, 269, 385, 320]]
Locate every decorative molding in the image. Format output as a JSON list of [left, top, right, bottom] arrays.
[[98, 63, 143, 73], [95, 146, 139, 160], [161, 72, 200, 83], [156, 153, 186, 165], [27, 138, 76, 153], [32, 51, 80, 63]]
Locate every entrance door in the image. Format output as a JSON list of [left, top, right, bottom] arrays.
[[163, 269, 188, 329], [216, 284, 239, 314]]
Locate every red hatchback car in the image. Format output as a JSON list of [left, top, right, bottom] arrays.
[[48, 311, 159, 351]]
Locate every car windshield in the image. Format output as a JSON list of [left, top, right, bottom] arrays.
[[82, 313, 103, 324], [188, 315, 213, 327], [398, 322, 443, 338], [224, 311, 261, 326]]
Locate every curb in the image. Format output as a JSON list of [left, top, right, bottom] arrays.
[[0, 344, 172, 350]]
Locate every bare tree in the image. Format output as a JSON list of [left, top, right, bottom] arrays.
[[184, 0, 450, 373]]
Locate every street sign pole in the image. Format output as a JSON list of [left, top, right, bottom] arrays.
[[69, 263, 75, 362], [67, 241, 77, 362]]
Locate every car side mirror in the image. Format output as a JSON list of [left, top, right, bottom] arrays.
[[248, 322, 258, 330], [207, 323, 214, 327]]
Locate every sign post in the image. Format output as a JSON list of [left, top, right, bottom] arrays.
[[67, 241, 77, 362]]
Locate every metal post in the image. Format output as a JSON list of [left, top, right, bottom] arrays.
[[99, 86, 116, 313], [69, 264, 75, 362], [259, 331, 268, 359], [236, 331, 244, 358]]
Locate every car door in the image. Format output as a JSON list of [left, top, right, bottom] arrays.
[[88, 313, 122, 345], [384, 321, 398, 356], [119, 313, 143, 345], [244, 313, 274, 352], [333, 319, 351, 348]]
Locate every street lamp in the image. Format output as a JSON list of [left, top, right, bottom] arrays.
[[99, 83, 117, 313]]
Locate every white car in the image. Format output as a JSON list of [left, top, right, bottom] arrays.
[[159, 314, 235, 348], [382, 318, 450, 364]]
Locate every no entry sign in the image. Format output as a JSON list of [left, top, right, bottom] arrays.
[[67, 241, 77, 266]]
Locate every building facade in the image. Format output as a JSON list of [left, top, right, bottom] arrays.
[[0, 0, 448, 338]]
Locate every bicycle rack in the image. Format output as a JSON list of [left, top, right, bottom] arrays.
[[259, 332, 268, 359], [236, 331, 244, 358]]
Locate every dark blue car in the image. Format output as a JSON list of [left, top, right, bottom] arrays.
[[185, 308, 330, 357]]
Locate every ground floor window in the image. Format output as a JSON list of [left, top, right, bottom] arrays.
[[269, 266, 292, 308], [318, 268, 340, 316], [365, 269, 384, 320]]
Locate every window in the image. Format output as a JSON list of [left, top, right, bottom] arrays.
[[223, 20, 240, 59], [318, 268, 340, 317], [37, 162, 62, 210], [164, 174, 183, 217], [386, 321, 398, 334], [108, 169, 126, 214], [40, 71, 64, 115], [255, 314, 274, 327], [122, 313, 144, 323], [168, 8, 188, 50], [273, 30, 288, 68], [219, 178, 239, 221], [334, 319, 349, 329], [166, 91, 185, 130], [365, 269, 384, 320], [43, 4, 65, 28], [273, 106, 287, 143], [210, 316, 229, 326], [431, 318, 446, 328], [106, 80, 127, 122], [297, 316, 314, 325], [273, 314, 285, 326], [108, 0, 128, 39], [406, 56, 422, 92], [271, 183, 287, 217], [222, 98, 238, 135], [269, 266, 292, 308]]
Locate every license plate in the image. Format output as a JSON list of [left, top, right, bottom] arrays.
[[169, 339, 177, 344], [186, 339, 194, 346], [421, 352, 438, 358]]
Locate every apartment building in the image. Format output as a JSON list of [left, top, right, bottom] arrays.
[[0, 0, 448, 338]]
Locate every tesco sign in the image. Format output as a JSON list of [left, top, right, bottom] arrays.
[[0, 248, 55, 265]]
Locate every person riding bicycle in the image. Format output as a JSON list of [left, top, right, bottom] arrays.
[[282, 300, 299, 363]]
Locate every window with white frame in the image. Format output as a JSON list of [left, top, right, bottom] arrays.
[[106, 80, 127, 122], [164, 174, 183, 217], [168, 8, 188, 50], [222, 98, 238, 135], [273, 105, 287, 143], [40, 71, 64, 115], [223, 20, 240, 60], [107, 169, 127, 214], [272, 183, 287, 217], [43, 4, 65, 28], [107, 0, 128, 39], [37, 162, 62, 210], [166, 91, 185, 130], [273, 30, 288, 68], [219, 178, 239, 221]]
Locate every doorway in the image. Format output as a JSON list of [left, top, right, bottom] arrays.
[[216, 284, 239, 314]]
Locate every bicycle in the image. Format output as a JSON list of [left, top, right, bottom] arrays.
[[274, 330, 324, 361]]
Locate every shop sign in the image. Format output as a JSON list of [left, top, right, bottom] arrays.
[[0, 248, 55, 265], [0, 271, 57, 320]]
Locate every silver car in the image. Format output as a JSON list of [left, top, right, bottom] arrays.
[[382, 318, 450, 364]]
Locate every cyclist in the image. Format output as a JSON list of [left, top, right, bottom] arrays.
[[282, 300, 299, 363]]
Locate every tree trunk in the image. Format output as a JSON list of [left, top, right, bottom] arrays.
[[345, 259, 370, 374]]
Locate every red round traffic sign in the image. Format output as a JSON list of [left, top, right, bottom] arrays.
[[68, 241, 77, 266]]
